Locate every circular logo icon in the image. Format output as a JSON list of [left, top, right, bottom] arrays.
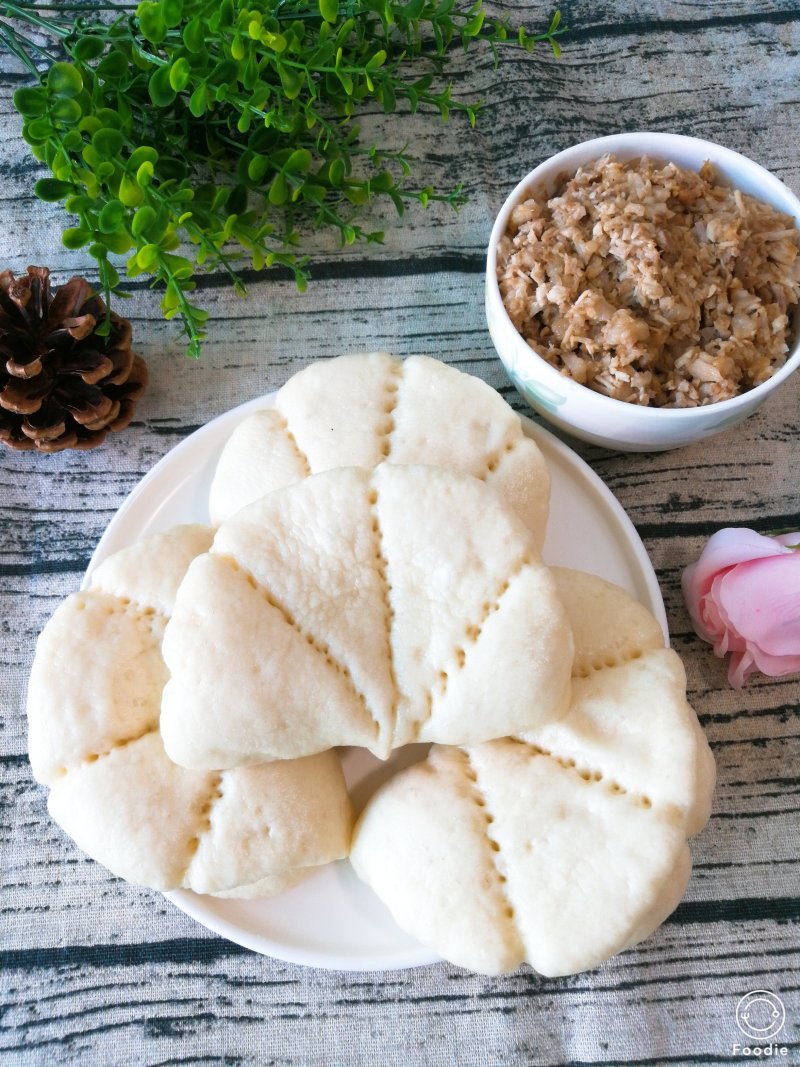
[[736, 990, 786, 1041]]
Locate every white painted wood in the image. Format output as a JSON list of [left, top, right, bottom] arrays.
[[1, 3, 798, 1064]]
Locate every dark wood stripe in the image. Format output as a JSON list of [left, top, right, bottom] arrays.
[[2, 896, 797, 972], [634, 516, 800, 540], [564, 7, 800, 42], [0, 559, 89, 577], [115, 253, 489, 292]]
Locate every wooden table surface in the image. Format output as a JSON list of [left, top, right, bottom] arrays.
[[1, 2, 799, 1064]]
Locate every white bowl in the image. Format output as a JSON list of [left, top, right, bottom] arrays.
[[485, 132, 800, 451]]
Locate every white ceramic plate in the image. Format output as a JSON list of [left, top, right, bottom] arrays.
[[88, 393, 667, 972]]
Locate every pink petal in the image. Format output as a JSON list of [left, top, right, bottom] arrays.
[[727, 648, 757, 689], [683, 528, 790, 604], [699, 588, 732, 651], [683, 529, 795, 645], [717, 554, 800, 656]]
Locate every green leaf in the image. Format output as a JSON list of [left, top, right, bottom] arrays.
[[126, 251, 146, 278], [261, 31, 287, 53], [278, 66, 302, 100], [162, 252, 194, 279], [189, 83, 208, 117], [169, 58, 191, 92], [103, 262, 121, 288], [102, 231, 132, 255], [78, 115, 102, 136], [149, 67, 177, 108], [92, 128, 125, 159], [183, 17, 205, 53], [96, 108, 123, 130], [136, 161, 155, 187], [62, 227, 91, 250], [96, 51, 130, 82], [47, 62, 83, 98], [230, 33, 246, 61], [334, 18, 355, 47], [51, 98, 83, 127], [162, 0, 184, 28], [247, 155, 270, 182], [379, 79, 396, 113], [301, 182, 326, 203], [286, 148, 312, 174], [119, 173, 144, 207], [65, 194, 96, 213], [13, 87, 47, 118], [69, 36, 106, 63], [344, 184, 368, 206], [228, 185, 248, 214], [137, 242, 161, 269], [98, 199, 127, 233], [210, 187, 229, 211], [35, 178, 73, 202], [131, 205, 157, 238], [371, 171, 394, 192], [268, 172, 288, 205], [327, 158, 346, 187], [128, 146, 159, 170], [462, 10, 485, 37], [61, 130, 83, 152], [162, 279, 181, 312], [319, 0, 338, 23], [137, 2, 167, 45], [366, 49, 387, 69], [242, 53, 258, 91]]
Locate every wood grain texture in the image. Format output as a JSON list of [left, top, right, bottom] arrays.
[[1, 2, 799, 1064]]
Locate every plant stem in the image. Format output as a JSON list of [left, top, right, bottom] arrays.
[[0, 2, 72, 37]]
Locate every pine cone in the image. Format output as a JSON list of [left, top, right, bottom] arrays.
[[0, 266, 147, 452]]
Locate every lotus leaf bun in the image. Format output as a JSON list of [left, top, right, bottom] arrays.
[[349, 569, 715, 976], [209, 352, 550, 546], [161, 465, 573, 768], [26, 525, 353, 896]]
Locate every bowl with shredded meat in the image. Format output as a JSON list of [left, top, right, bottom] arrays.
[[486, 132, 800, 451]]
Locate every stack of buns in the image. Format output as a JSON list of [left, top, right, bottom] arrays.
[[27, 353, 714, 975]]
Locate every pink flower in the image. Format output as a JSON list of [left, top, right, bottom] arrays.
[[682, 528, 800, 688]]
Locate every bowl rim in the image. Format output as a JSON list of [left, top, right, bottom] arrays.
[[486, 131, 800, 421]]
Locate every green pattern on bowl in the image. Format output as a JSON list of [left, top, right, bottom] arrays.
[[703, 408, 753, 431], [513, 376, 567, 414], [504, 348, 568, 413]]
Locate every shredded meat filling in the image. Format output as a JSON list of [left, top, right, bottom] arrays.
[[497, 155, 800, 407]]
